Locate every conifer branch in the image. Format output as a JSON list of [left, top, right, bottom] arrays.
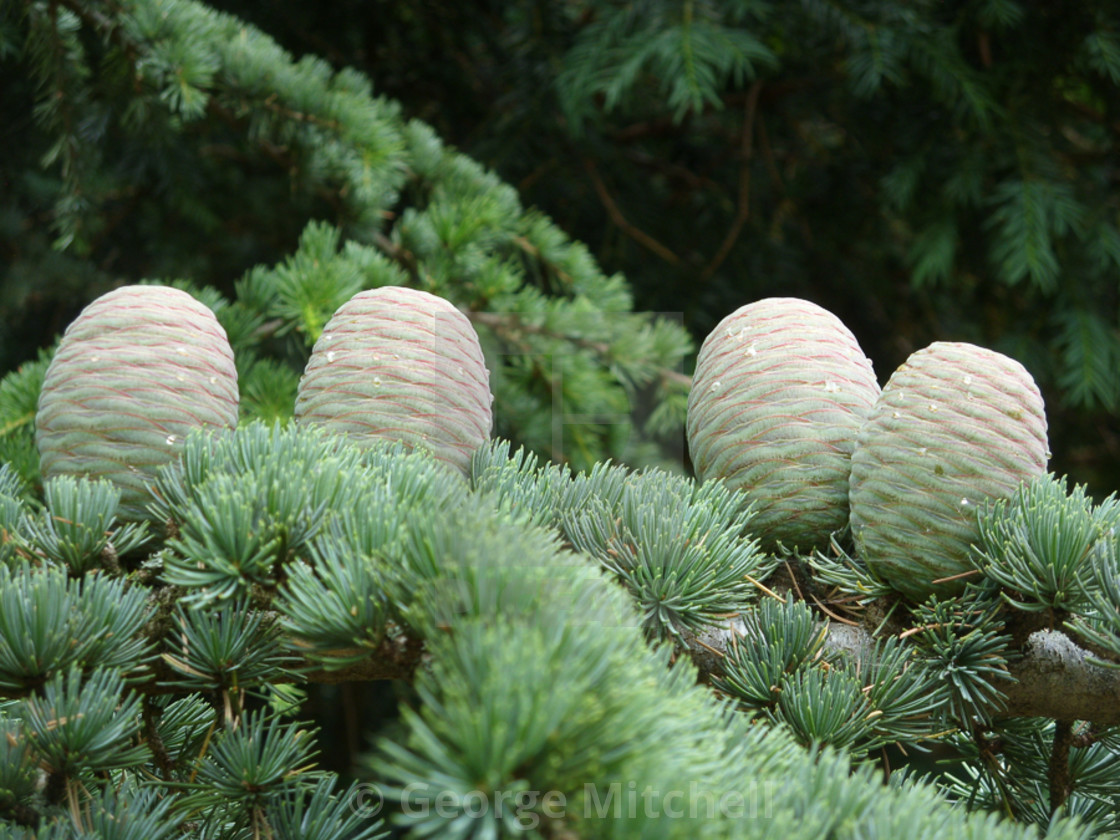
[[467, 309, 693, 389], [129, 609, 1120, 729], [684, 620, 1120, 727], [132, 590, 1120, 729], [295, 629, 425, 685], [132, 608, 423, 696]]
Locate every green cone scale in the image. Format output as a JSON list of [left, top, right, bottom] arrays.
[[35, 285, 239, 519], [849, 341, 1049, 600], [687, 297, 880, 550], [294, 286, 492, 474]]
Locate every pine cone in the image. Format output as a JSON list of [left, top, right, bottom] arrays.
[[687, 297, 880, 550], [35, 285, 239, 519], [849, 341, 1049, 600], [294, 286, 492, 474]]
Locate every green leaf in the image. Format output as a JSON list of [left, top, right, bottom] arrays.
[[20, 475, 149, 574], [183, 710, 320, 810], [21, 665, 148, 774], [268, 777, 388, 840], [0, 350, 49, 440], [557, 1, 774, 128], [973, 474, 1104, 612], [562, 467, 774, 642], [772, 666, 875, 750], [77, 786, 186, 840], [277, 528, 391, 669], [239, 357, 300, 425], [1083, 25, 1120, 84], [987, 178, 1083, 291], [0, 720, 36, 809], [908, 216, 958, 287], [853, 636, 944, 745], [714, 597, 830, 711], [0, 565, 151, 692], [1052, 307, 1120, 410], [1068, 536, 1120, 666], [270, 222, 364, 344], [162, 599, 298, 691], [911, 593, 1012, 725], [976, 0, 1025, 29]]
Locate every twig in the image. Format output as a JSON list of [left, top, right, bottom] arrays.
[[701, 81, 762, 281], [619, 148, 715, 192], [142, 696, 176, 781], [757, 112, 784, 193], [582, 158, 682, 265], [783, 558, 804, 601], [930, 569, 982, 585], [810, 592, 860, 626], [745, 573, 784, 601], [977, 32, 993, 68], [1048, 720, 1073, 815], [260, 94, 343, 132]]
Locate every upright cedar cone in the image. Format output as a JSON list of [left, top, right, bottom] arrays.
[[35, 285, 239, 519], [294, 286, 492, 474], [849, 342, 1049, 600], [687, 298, 880, 550]]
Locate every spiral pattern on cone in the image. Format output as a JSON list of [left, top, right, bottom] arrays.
[[849, 341, 1049, 600], [35, 285, 239, 519], [294, 286, 492, 474], [687, 297, 880, 550]]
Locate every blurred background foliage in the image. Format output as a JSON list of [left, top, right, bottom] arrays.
[[2, 0, 1119, 491]]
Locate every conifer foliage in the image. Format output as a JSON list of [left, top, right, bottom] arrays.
[[551, 0, 1120, 422], [2, 1, 1120, 838]]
